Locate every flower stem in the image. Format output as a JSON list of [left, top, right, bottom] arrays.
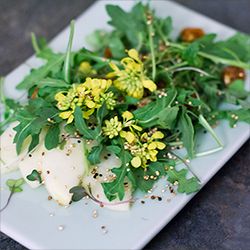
[[148, 23, 156, 82], [198, 114, 223, 147]]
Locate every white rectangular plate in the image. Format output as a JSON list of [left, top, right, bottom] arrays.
[[1, 1, 249, 249]]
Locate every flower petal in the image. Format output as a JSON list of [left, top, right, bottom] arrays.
[[109, 62, 119, 71], [85, 99, 95, 108], [126, 132, 135, 144], [148, 142, 157, 150], [128, 49, 140, 62], [59, 111, 72, 119], [131, 156, 141, 168], [156, 142, 166, 150], [120, 130, 127, 138], [151, 131, 164, 139], [131, 124, 142, 131], [143, 80, 157, 92], [122, 111, 134, 121]]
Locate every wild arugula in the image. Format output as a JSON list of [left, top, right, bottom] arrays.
[[1, 2, 249, 205]]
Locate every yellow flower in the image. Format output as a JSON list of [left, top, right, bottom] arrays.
[[55, 78, 116, 123], [122, 129, 166, 168], [102, 116, 123, 139], [107, 49, 156, 99], [122, 111, 142, 131], [78, 61, 97, 76]]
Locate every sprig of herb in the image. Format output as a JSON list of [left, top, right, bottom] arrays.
[[0, 178, 25, 212]]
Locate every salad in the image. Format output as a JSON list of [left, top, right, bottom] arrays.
[[1, 1, 250, 213]]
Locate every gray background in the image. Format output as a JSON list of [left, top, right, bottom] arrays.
[[0, 0, 249, 249]]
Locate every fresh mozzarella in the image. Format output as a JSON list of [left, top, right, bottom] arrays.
[[0, 121, 31, 174], [82, 148, 133, 211]]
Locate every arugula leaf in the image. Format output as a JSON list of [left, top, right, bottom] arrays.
[[45, 124, 60, 150], [87, 145, 103, 165], [133, 88, 178, 128], [16, 53, 65, 90], [35, 77, 69, 88], [130, 161, 165, 193], [106, 145, 121, 154], [106, 4, 143, 48], [167, 167, 200, 195], [13, 98, 61, 154], [216, 108, 250, 127], [109, 36, 126, 59], [74, 106, 98, 139], [178, 109, 194, 158], [101, 141, 132, 201], [182, 42, 200, 66]]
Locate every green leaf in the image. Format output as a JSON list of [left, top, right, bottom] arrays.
[[16, 53, 65, 90], [124, 95, 140, 104], [69, 186, 88, 201], [134, 88, 178, 128], [182, 42, 200, 66], [101, 141, 132, 201], [167, 168, 200, 195], [217, 108, 250, 127], [35, 77, 69, 88], [74, 106, 97, 140], [106, 4, 139, 47], [6, 178, 25, 192], [228, 79, 245, 91], [178, 109, 194, 158], [26, 170, 42, 183], [106, 145, 121, 154], [109, 36, 126, 59], [131, 161, 165, 193], [87, 145, 103, 165], [45, 124, 60, 150]]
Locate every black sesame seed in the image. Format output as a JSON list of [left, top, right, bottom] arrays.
[[99, 174, 103, 177], [204, 130, 207, 133], [158, 197, 162, 201], [107, 153, 111, 157], [29, 154, 32, 157], [77, 140, 81, 143]]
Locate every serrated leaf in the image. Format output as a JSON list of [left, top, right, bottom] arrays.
[[101, 144, 132, 201], [74, 106, 98, 139], [178, 110, 194, 158], [87, 145, 103, 165], [167, 168, 200, 195], [106, 145, 121, 154], [45, 124, 60, 150], [16, 53, 65, 90]]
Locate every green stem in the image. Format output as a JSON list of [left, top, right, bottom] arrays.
[[0, 157, 6, 165], [195, 146, 223, 157], [63, 20, 75, 84], [80, 53, 120, 66], [31, 32, 41, 54], [168, 42, 250, 69], [167, 141, 183, 146], [167, 61, 188, 71], [170, 150, 200, 181], [198, 114, 223, 147], [148, 23, 156, 81], [82, 139, 90, 176]]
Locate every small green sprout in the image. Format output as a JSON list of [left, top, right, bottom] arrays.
[[0, 178, 25, 212]]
